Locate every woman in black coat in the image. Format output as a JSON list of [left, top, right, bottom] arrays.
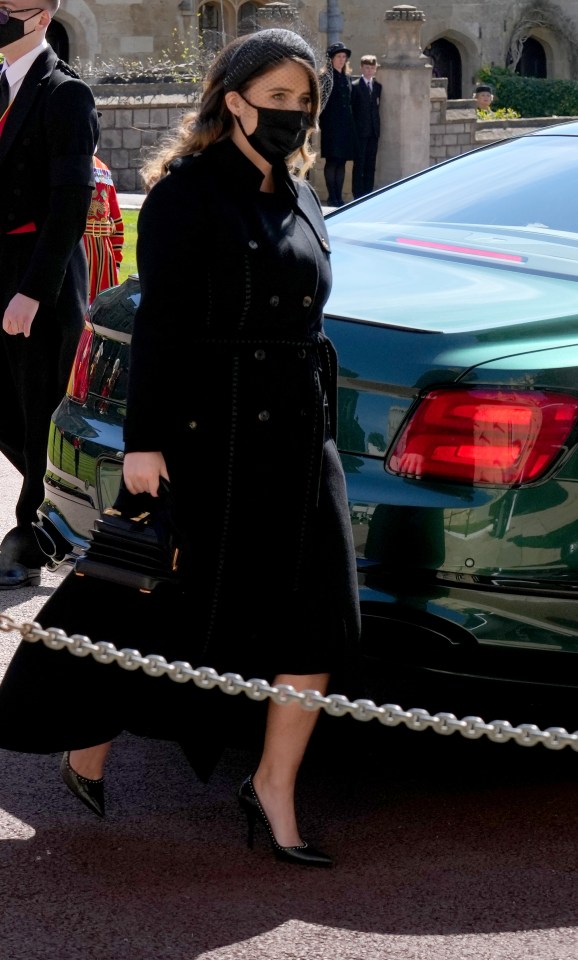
[[319, 42, 358, 206], [0, 29, 360, 868]]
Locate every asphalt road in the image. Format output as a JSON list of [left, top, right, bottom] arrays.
[[2, 459, 578, 959]]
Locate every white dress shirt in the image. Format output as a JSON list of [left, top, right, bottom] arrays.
[[1, 39, 48, 104]]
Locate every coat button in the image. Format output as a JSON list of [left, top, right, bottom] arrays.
[[269, 295, 279, 307], [297, 348, 307, 359], [188, 420, 198, 430], [254, 349, 266, 360], [258, 410, 270, 422], [248, 240, 258, 249], [302, 296, 312, 308]]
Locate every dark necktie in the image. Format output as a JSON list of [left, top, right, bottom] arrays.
[[367, 79, 373, 95], [0, 71, 10, 118]]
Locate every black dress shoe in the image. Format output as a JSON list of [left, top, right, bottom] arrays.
[[0, 561, 41, 590], [60, 752, 105, 819], [237, 776, 332, 867]]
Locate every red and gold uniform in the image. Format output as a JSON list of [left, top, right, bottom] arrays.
[[83, 155, 124, 304]]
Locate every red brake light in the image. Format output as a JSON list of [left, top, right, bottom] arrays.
[[66, 324, 94, 403], [387, 388, 578, 485]]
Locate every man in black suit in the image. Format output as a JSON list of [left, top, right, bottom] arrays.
[[0, 0, 98, 588], [351, 54, 382, 200]]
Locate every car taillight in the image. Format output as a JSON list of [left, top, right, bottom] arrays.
[[387, 388, 578, 486], [66, 324, 94, 403]]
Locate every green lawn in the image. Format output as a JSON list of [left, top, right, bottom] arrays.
[[117, 208, 138, 281]]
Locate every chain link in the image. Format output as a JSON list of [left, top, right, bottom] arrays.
[[2, 613, 578, 752]]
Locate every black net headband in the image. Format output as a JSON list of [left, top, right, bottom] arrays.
[[223, 28, 317, 91]]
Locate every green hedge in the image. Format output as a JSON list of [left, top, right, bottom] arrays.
[[477, 66, 578, 117]]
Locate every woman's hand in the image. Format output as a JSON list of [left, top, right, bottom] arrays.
[[123, 451, 169, 497], [3, 293, 40, 337]]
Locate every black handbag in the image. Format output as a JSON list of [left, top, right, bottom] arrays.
[[74, 478, 182, 593]]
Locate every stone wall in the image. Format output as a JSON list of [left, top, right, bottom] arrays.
[[429, 83, 477, 165], [94, 84, 199, 192], [88, 1, 578, 196], [97, 85, 570, 197], [427, 81, 575, 169]]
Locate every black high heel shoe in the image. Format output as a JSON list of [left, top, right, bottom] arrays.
[[60, 751, 105, 819], [237, 775, 332, 867]]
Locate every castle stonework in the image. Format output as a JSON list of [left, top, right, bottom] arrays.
[[58, 0, 578, 90], [56, 1, 578, 194]]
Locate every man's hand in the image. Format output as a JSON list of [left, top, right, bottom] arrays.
[[2, 293, 40, 337]]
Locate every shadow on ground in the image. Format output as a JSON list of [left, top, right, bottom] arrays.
[[2, 699, 578, 959]]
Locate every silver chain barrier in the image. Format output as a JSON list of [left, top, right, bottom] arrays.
[[2, 613, 578, 752]]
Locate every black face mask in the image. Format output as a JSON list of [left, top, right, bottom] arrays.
[[237, 97, 313, 163], [0, 8, 42, 49]]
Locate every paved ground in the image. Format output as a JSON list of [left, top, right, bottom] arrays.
[[117, 193, 336, 213], [118, 192, 145, 209], [3, 457, 578, 958]]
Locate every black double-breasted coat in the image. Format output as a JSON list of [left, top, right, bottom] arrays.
[[0, 46, 98, 563], [0, 139, 360, 772], [319, 68, 358, 160]]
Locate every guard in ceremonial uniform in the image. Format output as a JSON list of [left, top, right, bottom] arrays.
[[83, 151, 124, 304], [0, 0, 98, 588]]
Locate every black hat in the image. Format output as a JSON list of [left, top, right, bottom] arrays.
[[327, 41, 351, 59], [474, 84, 493, 94], [223, 28, 317, 90]]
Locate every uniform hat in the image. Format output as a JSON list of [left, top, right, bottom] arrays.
[[327, 41, 351, 59], [474, 84, 493, 94]]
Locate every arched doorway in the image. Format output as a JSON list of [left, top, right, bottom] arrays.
[[199, 2, 224, 50], [423, 38, 462, 99], [516, 37, 547, 77], [238, 1, 259, 34], [47, 19, 69, 62]]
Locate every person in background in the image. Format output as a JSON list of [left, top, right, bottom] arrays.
[[351, 54, 381, 200], [83, 127, 124, 304], [474, 83, 494, 113], [0, 27, 361, 870], [319, 41, 357, 207], [0, 0, 98, 589]]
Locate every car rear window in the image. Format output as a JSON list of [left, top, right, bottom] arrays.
[[332, 136, 578, 238]]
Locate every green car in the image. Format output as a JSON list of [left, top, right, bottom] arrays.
[[36, 120, 578, 710]]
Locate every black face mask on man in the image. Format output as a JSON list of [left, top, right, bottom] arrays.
[[236, 96, 313, 163], [0, 7, 42, 49]]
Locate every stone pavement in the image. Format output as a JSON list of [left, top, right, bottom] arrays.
[[118, 192, 145, 209], [119, 192, 335, 213]]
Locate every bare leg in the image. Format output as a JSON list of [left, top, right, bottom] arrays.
[[69, 741, 112, 779], [252, 672, 329, 847]]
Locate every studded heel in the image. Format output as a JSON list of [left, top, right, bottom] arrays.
[[60, 751, 105, 819], [237, 775, 332, 867]]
